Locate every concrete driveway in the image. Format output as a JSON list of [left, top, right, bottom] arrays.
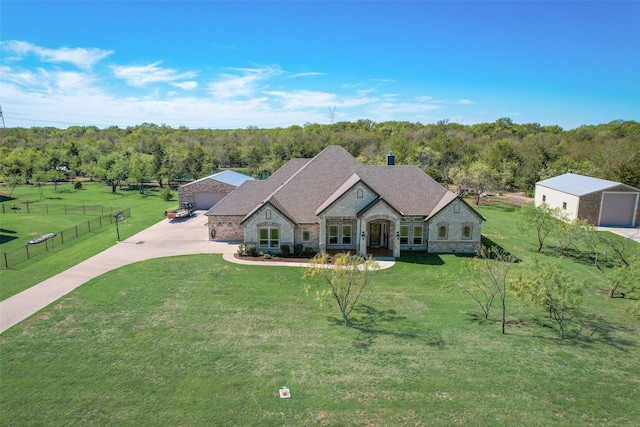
[[0, 212, 395, 333], [0, 213, 237, 333], [596, 226, 640, 243]]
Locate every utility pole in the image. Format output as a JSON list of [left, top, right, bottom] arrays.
[[0, 104, 5, 128]]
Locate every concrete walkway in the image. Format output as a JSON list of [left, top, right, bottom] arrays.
[[0, 213, 395, 334]]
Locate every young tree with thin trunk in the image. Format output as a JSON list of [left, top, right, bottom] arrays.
[[461, 246, 516, 334], [570, 222, 640, 298], [517, 203, 566, 252], [303, 253, 379, 327], [510, 260, 584, 339]]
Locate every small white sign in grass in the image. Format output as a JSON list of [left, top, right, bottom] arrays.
[[279, 387, 290, 398]]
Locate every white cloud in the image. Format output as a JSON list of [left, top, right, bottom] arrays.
[[111, 62, 198, 87], [1, 40, 113, 71], [458, 99, 474, 105], [207, 66, 281, 99], [291, 72, 325, 78], [265, 90, 336, 109], [0, 48, 474, 128], [173, 81, 198, 90]]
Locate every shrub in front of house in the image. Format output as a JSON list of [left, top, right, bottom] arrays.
[[294, 243, 304, 256], [280, 244, 291, 257], [245, 245, 258, 257], [236, 243, 246, 256], [303, 247, 317, 258]]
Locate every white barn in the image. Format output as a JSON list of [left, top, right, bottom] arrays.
[[535, 173, 640, 227]]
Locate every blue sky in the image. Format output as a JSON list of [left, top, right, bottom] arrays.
[[1, 1, 639, 130]]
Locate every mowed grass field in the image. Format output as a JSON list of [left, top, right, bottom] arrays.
[[0, 181, 175, 300], [1, 199, 639, 426]]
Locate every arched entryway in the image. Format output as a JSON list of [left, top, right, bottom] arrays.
[[366, 220, 393, 257]]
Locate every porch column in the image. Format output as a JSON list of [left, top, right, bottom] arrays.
[[319, 217, 326, 254], [393, 219, 401, 258], [357, 219, 367, 257]]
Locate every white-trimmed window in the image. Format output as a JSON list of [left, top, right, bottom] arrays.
[[217, 221, 223, 226], [302, 230, 311, 242], [342, 225, 352, 245], [228, 221, 233, 226], [329, 225, 339, 245], [399, 225, 409, 245], [413, 225, 423, 245], [438, 225, 448, 240], [259, 228, 279, 248], [462, 224, 473, 240]]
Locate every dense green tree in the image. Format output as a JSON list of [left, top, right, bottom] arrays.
[[96, 152, 129, 194], [1, 119, 638, 198]]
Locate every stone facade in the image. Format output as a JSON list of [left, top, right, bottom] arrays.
[[576, 191, 603, 225], [427, 201, 483, 254], [208, 215, 245, 241], [242, 204, 295, 253], [294, 224, 321, 252]]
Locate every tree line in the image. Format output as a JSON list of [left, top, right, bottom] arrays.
[[1, 118, 638, 196]]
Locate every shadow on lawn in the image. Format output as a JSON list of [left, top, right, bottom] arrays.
[[570, 310, 638, 351], [327, 304, 447, 350]]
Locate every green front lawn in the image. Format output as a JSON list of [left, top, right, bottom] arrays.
[[0, 181, 175, 300], [1, 203, 638, 425]]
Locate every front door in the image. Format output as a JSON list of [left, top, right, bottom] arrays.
[[368, 222, 386, 248]]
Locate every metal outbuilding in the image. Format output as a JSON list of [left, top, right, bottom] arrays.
[[178, 170, 254, 210], [534, 173, 640, 227]]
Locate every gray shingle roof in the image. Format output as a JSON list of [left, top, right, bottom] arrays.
[[536, 173, 632, 196], [206, 145, 482, 223], [355, 166, 448, 217]]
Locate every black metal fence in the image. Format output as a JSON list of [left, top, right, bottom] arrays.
[[1, 202, 122, 216], [1, 207, 131, 269]]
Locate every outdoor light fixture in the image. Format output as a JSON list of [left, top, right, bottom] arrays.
[[396, 231, 400, 238], [361, 231, 366, 238]]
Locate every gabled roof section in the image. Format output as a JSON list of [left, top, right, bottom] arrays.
[[356, 166, 449, 216], [536, 173, 638, 196], [239, 197, 296, 226], [205, 180, 265, 216], [181, 170, 253, 188], [357, 196, 403, 218], [205, 157, 310, 216], [315, 173, 375, 215], [427, 192, 486, 222], [251, 145, 363, 223]]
